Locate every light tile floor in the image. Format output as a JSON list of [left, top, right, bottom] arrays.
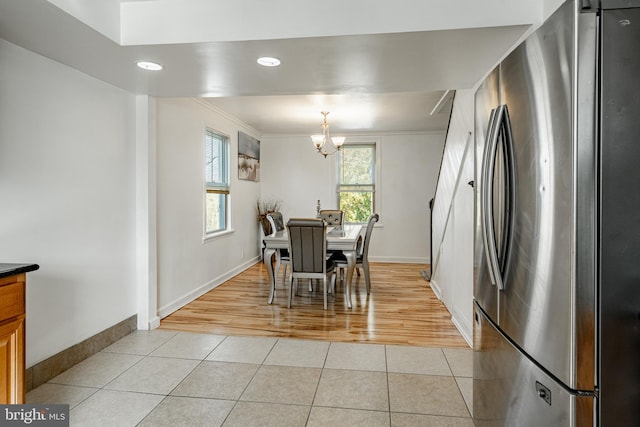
[[27, 330, 474, 427]]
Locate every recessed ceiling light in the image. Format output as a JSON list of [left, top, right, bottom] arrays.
[[257, 57, 281, 67], [136, 61, 163, 71]]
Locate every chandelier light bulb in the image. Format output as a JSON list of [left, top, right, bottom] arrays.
[[331, 136, 345, 147], [311, 135, 325, 149], [310, 112, 345, 158]]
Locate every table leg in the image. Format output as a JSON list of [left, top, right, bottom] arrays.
[[264, 248, 277, 304], [343, 250, 356, 309]]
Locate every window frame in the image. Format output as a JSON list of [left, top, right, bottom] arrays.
[[204, 128, 231, 237], [335, 141, 380, 224]]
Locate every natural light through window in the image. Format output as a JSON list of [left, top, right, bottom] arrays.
[[205, 129, 229, 234], [337, 144, 376, 223]]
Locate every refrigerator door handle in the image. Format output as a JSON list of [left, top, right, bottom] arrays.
[[498, 105, 516, 288], [481, 105, 515, 292], [480, 107, 501, 288]]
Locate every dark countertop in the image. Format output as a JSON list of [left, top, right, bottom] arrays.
[[0, 263, 39, 279]]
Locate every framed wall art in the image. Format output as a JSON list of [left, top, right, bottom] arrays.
[[238, 131, 260, 182]]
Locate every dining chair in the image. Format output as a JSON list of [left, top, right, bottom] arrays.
[[334, 213, 379, 294], [266, 212, 289, 283], [319, 209, 344, 226], [319, 209, 345, 261], [286, 218, 336, 310]]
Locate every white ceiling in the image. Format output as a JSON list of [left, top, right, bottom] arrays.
[[0, 0, 535, 135]]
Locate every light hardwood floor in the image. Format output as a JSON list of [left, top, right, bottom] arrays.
[[160, 261, 470, 348]]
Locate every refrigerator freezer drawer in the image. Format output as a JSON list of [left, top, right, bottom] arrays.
[[473, 302, 594, 426]]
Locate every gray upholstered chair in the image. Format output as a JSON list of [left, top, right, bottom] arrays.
[[286, 218, 336, 309], [266, 212, 289, 283], [334, 213, 379, 294], [266, 211, 285, 233], [319, 210, 345, 260], [319, 210, 344, 226]]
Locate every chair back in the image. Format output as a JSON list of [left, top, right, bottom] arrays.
[[266, 211, 285, 233], [319, 210, 344, 226], [361, 213, 379, 258], [287, 218, 327, 274]]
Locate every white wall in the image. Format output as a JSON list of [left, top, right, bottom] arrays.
[[155, 99, 262, 316], [260, 133, 445, 263], [544, 0, 567, 21], [0, 26, 509, 367], [430, 90, 475, 345], [431, 91, 474, 272], [0, 41, 266, 367], [0, 40, 137, 366]]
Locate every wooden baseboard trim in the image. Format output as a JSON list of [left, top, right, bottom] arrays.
[[26, 315, 137, 392]]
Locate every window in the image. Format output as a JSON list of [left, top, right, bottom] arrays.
[[204, 129, 229, 234], [337, 144, 376, 223]]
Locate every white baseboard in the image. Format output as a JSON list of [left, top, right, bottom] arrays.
[[429, 279, 472, 348], [429, 278, 442, 300], [149, 316, 161, 330], [137, 315, 161, 330], [158, 256, 261, 319], [368, 256, 430, 264], [451, 313, 473, 348]]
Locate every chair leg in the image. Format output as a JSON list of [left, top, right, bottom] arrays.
[[330, 273, 336, 298], [282, 264, 288, 284], [335, 267, 343, 290], [323, 277, 327, 310], [288, 277, 294, 308], [363, 262, 371, 294], [274, 253, 282, 282]]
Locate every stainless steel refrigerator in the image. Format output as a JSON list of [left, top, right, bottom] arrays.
[[473, 0, 640, 425]]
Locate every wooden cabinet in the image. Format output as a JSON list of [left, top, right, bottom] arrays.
[[0, 273, 26, 404]]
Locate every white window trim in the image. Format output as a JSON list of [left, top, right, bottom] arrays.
[[203, 128, 231, 239], [203, 227, 235, 243], [334, 137, 382, 223]]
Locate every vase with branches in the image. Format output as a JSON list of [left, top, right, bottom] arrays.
[[257, 199, 281, 235]]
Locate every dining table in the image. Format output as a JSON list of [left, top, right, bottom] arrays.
[[263, 223, 363, 309]]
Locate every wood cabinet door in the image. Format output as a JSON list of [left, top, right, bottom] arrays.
[[0, 317, 25, 404]]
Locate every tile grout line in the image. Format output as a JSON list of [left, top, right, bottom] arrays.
[[135, 332, 224, 425], [31, 331, 475, 425], [384, 343, 393, 426]]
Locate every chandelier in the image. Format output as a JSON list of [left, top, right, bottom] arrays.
[[310, 111, 345, 158]]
